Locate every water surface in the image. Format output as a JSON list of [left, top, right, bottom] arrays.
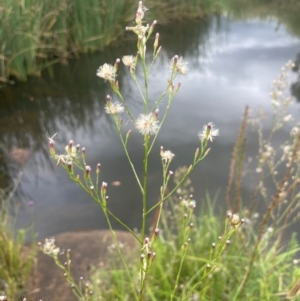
[[1, 15, 299, 239]]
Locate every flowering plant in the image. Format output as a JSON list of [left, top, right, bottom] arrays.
[[40, 2, 243, 300]]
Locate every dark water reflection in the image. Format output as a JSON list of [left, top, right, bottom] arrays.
[[1, 16, 300, 239]]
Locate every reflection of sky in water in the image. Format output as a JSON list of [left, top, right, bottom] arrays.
[[16, 18, 300, 239]]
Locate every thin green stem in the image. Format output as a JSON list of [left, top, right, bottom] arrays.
[[141, 135, 150, 242], [103, 207, 138, 301], [114, 117, 144, 194]]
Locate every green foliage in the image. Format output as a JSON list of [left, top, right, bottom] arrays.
[[2, 0, 300, 83], [0, 0, 135, 82], [0, 184, 35, 299], [89, 191, 300, 301], [39, 2, 300, 301]]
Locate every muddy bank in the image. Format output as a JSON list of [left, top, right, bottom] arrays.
[[25, 230, 137, 301]]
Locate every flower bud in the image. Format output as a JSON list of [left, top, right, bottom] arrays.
[[49, 140, 55, 156], [101, 182, 107, 193], [67, 161, 73, 174], [67, 140, 74, 154], [154, 32, 159, 50], [96, 163, 101, 175], [231, 214, 240, 228], [148, 20, 157, 37], [85, 166, 91, 179], [114, 58, 120, 72]]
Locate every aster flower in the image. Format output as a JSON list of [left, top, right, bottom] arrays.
[[96, 63, 116, 82], [135, 113, 160, 136], [160, 149, 175, 162], [122, 55, 136, 70], [105, 101, 124, 115], [171, 56, 188, 75], [42, 238, 60, 256], [198, 122, 219, 142]]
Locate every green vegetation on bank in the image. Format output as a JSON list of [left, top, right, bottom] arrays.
[[0, 178, 35, 299], [1, 0, 300, 83], [0, 0, 217, 83], [91, 193, 300, 301]]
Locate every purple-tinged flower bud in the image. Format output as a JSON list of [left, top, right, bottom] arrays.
[[68, 140, 74, 154], [176, 81, 182, 92], [147, 251, 152, 259], [154, 108, 159, 118], [114, 58, 120, 72], [76, 144, 80, 154], [169, 171, 173, 175], [151, 252, 156, 261], [106, 95, 111, 102], [241, 218, 245, 224], [148, 20, 157, 36], [154, 32, 159, 50], [160, 146, 164, 155], [154, 228, 159, 236], [82, 147, 86, 159], [96, 163, 101, 175], [67, 161, 73, 174], [49, 139, 55, 156], [136, 11, 142, 25], [173, 55, 178, 65], [140, 254, 145, 261], [144, 237, 150, 244], [85, 166, 91, 179], [101, 182, 107, 193]]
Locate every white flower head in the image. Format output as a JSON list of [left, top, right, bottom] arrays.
[[160, 149, 175, 162], [135, 113, 159, 136], [198, 122, 219, 142], [105, 101, 124, 115], [42, 238, 60, 256], [122, 55, 136, 69], [96, 63, 116, 82], [171, 55, 188, 75]]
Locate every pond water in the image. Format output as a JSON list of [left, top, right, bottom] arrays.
[[1, 14, 300, 240]]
